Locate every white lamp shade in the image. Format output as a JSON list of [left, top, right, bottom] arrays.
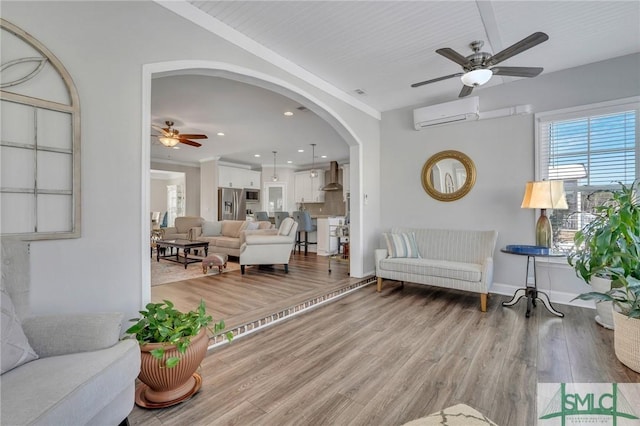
[[521, 180, 568, 209], [461, 69, 493, 87]]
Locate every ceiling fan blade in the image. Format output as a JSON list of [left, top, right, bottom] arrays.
[[459, 85, 474, 98], [411, 73, 463, 88], [491, 66, 544, 78], [436, 48, 472, 68], [486, 32, 549, 66], [151, 125, 171, 137], [179, 134, 208, 139], [179, 139, 202, 147]]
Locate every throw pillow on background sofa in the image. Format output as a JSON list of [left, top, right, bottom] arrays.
[[1, 288, 38, 374], [202, 221, 223, 237], [384, 232, 421, 258]]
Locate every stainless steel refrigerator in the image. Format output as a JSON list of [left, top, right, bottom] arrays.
[[218, 187, 246, 221]]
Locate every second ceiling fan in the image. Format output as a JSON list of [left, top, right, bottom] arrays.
[[411, 32, 549, 98], [152, 120, 208, 148]]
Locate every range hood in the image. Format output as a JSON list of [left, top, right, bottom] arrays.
[[322, 161, 343, 191]]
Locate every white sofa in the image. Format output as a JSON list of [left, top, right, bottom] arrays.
[[375, 227, 498, 312], [1, 241, 140, 426], [239, 217, 298, 274]]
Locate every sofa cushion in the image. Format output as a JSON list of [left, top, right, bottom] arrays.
[[0, 339, 139, 426], [378, 257, 482, 282], [174, 216, 203, 233], [246, 221, 260, 230], [384, 232, 421, 258], [1, 288, 38, 374], [257, 221, 273, 230], [221, 220, 247, 238], [214, 236, 243, 250], [202, 221, 223, 237]]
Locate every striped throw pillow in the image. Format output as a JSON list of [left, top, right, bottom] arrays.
[[384, 232, 421, 258]]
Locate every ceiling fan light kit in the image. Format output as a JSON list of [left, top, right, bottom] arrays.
[[461, 69, 492, 87], [411, 32, 549, 97]]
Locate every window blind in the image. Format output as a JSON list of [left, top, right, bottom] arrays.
[[535, 98, 639, 252]]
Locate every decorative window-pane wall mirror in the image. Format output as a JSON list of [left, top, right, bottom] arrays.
[[1, 19, 81, 239]]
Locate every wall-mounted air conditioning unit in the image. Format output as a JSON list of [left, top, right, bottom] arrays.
[[413, 96, 480, 130]]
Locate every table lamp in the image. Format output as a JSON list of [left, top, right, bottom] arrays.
[[521, 180, 568, 247]]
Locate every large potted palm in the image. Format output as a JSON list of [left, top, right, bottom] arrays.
[[568, 180, 640, 329], [126, 299, 232, 407]]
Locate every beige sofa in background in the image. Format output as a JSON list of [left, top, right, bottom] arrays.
[[191, 220, 273, 258]]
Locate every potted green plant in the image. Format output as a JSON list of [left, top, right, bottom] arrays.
[[126, 299, 233, 407], [568, 180, 640, 329]]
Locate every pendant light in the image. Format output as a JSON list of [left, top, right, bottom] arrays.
[[309, 143, 318, 178], [271, 151, 279, 182]]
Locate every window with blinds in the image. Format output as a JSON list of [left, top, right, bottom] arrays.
[[535, 97, 639, 253]]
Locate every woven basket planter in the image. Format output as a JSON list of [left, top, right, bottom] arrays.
[[612, 310, 640, 373]]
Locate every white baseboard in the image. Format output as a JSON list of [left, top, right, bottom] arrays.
[[491, 282, 595, 310]]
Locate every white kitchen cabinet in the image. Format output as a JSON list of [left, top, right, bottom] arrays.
[[219, 165, 261, 189], [244, 170, 261, 189], [294, 171, 325, 203], [317, 216, 345, 256], [341, 164, 350, 201]]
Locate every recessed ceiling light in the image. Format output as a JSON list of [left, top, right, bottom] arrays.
[[254, 154, 261, 158], [287, 160, 293, 164], [321, 155, 327, 158], [284, 111, 293, 116], [217, 132, 225, 136], [298, 149, 304, 153]]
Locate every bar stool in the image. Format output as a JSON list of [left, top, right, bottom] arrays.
[[255, 211, 269, 221], [292, 211, 316, 255], [274, 211, 290, 229]]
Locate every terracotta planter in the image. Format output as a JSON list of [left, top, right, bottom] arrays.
[[612, 310, 640, 373], [137, 328, 209, 406], [591, 276, 614, 329]]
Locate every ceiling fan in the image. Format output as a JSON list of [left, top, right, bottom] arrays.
[[411, 32, 549, 98], [152, 120, 207, 148]]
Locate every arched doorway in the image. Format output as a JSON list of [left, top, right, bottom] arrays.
[[140, 61, 363, 303]]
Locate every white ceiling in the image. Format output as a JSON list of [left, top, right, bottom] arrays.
[[151, 0, 640, 166]]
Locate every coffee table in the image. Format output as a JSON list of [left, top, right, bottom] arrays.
[[156, 239, 209, 269]]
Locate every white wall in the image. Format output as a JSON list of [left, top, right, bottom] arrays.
[[2, 1, 380, 321], [381, 53, 640, 305], [150, 162, 200, 217]]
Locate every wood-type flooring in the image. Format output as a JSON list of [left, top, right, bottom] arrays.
[[130, 256, 640, 426]]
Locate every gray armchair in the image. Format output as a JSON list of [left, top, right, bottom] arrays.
[[239, 217, 298, 274]]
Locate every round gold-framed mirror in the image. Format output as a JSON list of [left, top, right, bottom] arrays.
[[421, 150, 476, 202]]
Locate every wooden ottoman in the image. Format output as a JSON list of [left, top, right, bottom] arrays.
[[202, 253, 228, 274]]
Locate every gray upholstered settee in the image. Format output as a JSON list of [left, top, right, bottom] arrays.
[[1, 243, 140, 425], [375, 227, 498, 312], [192, 220, 273, 258]]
